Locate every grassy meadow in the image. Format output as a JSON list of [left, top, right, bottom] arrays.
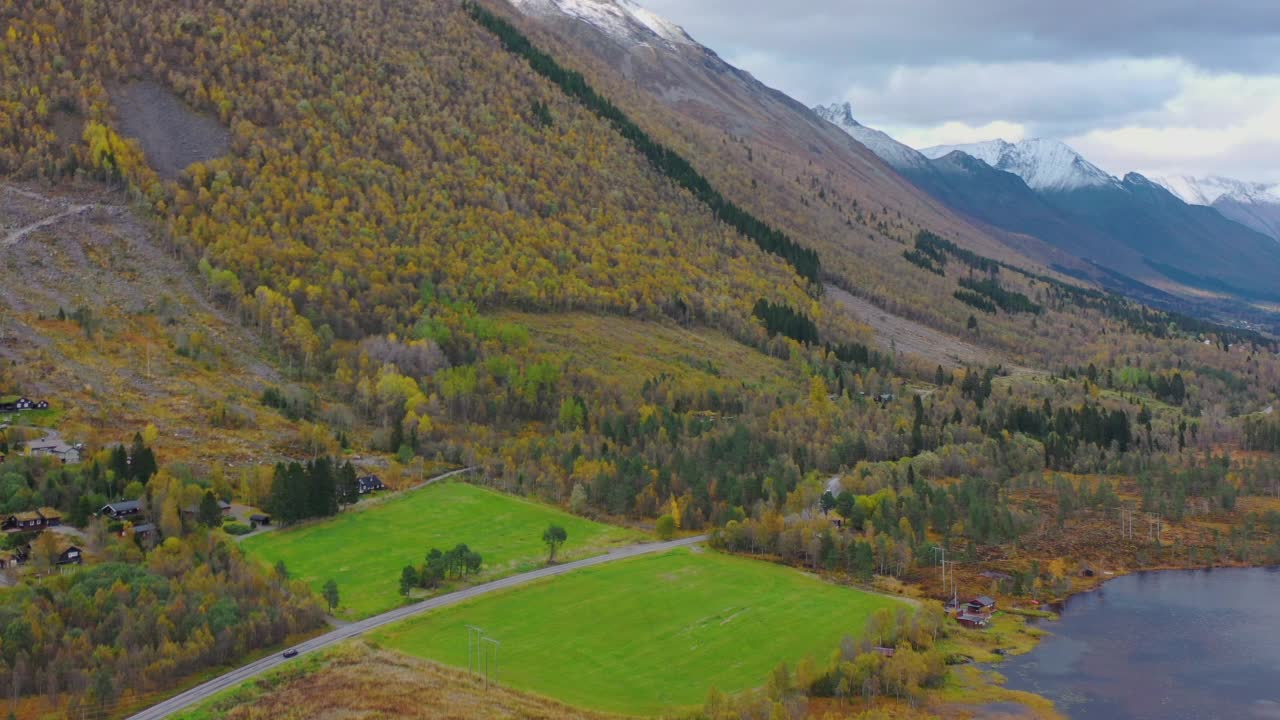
[[241, 482, 643, 618], [375, 548, 905, 715]]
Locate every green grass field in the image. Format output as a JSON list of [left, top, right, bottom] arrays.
[[241, 482, 643, 619], [375, 548, 905, 715]]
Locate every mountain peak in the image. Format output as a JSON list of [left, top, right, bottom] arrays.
[[813, 102, 933, 171], [813, 102, 860, 128], [920, 138, 1116, 192], [1153, 174, 1280, 206], [509, 0, 695, 49]]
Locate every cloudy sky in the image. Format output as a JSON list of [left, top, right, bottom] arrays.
[[641, 0, 1280, 182]]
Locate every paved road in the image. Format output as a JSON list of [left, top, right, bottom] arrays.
[[403, 464, 479, 492], [127, 534, 706, 720]]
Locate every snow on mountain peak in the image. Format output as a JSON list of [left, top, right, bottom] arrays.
[[509, 0, 695, 49], [920, 138, 1117, 192], [1153, 175, 1280, 206], [813, 103, 931, 171]]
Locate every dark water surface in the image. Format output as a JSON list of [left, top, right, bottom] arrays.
[[998, 566, 1280, 719]]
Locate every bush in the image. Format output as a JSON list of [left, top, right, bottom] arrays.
[[655, 514, 676, 540], [223, 522, 252, 535]]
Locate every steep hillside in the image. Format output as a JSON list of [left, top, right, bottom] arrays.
[[494, 0, 1093, 339], [2, 0, 815, 347], [0, 180, 327, 466]]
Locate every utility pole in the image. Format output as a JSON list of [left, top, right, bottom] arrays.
[[1147, 512, 1162, 544], [481, 637, 501, 690], [932, 546, 947, 598], [466, 625, 485, 677]]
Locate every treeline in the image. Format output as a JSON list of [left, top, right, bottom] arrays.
[[1245, 415, 1280, 451], [1001, 401, 1132, 468], [753, 299, 819, 345], [0, 536, 323, 716], [953, 289, 996, 314], [464, 1, 821, 285], [266, 458, 359, 525], [957, 277, 1041, 315], [913, 230, 999, 275]]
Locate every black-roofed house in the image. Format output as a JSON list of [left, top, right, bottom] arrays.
[[101, 500, 143, 519], [967, 596, 997, 614], [356, 475, 386, 494]]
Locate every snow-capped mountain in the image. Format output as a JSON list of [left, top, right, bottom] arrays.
[[1154, 175, 1280, 206], [510, 0, 694, 48], [1152, 175, 1280, 242], [812, 103, 931, 171], [921, 139, 1117, 192]]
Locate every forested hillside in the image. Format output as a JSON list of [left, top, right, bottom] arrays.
[[1, 0, 815, 342], [3, 0, 1280, 716]]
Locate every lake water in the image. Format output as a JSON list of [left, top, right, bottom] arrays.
[[998, 566, 1280, 720]]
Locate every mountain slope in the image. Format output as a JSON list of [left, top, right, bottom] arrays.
[[913, 141, 1280, 301], [1155, 175, 1280, 242]]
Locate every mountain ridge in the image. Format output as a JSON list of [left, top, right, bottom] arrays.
[[920, 138, 1118, 192], [1154, 174, 1280, 242]]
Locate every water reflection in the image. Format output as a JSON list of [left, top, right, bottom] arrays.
[[999, 567, 1280, 719]]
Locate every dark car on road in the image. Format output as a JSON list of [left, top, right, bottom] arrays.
[[283, 648, 299, 659]]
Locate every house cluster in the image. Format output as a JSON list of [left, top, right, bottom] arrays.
[[0, 536, 83, 570], [955, 595, 997, 628], [1, 507, 63, 533], [0, 397, 50, 413], [356, 474, 386, 494]]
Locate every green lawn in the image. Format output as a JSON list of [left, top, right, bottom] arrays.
[[241, 482, 643, 619], [375, 548, 905, 715]]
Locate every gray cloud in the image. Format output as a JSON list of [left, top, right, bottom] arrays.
[[640, 0, 1280, 180], [644, 0, 1280, 83]]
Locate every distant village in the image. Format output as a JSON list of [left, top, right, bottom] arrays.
[[0, 400, 389, 581]]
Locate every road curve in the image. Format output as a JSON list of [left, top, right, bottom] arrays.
[[128, 534, 707, 720]]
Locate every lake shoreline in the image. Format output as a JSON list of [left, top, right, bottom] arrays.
[[975, 563, 1280, 720]]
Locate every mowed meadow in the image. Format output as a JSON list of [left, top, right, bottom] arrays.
[[241, 482, 643, 618], [375, 548, 905, 715]]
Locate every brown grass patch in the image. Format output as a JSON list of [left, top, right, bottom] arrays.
[[192, 643, 624, 720]]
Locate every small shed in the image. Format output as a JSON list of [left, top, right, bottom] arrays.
[[249, 513, 271, 526], [130, 522, 157, 538], [356, 475, 386, 495], [956, 611, 990, 629]]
